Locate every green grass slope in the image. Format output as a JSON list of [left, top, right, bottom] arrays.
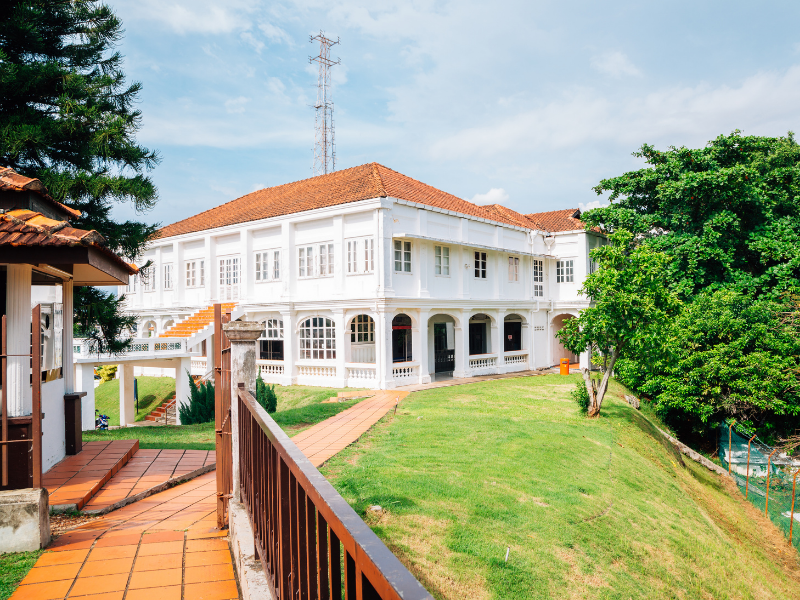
[[93, 376, 176, 426], [320, 374, 800, 600]]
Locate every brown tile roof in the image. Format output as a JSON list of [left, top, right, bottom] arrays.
[[158, 163, 532, 239], [0, 209, 138, 274], [524, 208, 585, 232], [0, 167, 82, 219]]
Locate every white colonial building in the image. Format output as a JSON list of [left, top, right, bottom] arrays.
[[121, 163, 603, 389]]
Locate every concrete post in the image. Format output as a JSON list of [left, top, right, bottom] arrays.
[[75, 363, 95, 431], [174, 356, 192, 425], [6, 265, 32, 416], [494, 310, 505, 370], [454, 311, 467, 378], [418, 310, 430, 384], [280, 311, 295, 386], [63, 279, 74, 393], [223, 321, 262, 503], [119, 363, 135, 427]]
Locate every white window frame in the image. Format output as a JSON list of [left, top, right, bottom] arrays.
[[298, 246, 314, 278], [394, 240, 412, 273], [273, 250, 281, 280], [350, 314, 375, 343], [556, 260, 574, 283], [143, 265, 155, 292], [434, 245, 450, 276], [263, 319, 284, 340], [364, 238, 375, 273], [318, 243, 334, 277], [347, 240, 358, 274], [185, 260, 205, 288], [533, 284, 544, 297], [299, 317, 336, 360], [508, 256, 519, 282], [256, 250, 281, 282], [474, 251, 487, 279], [163, 263, 173, 290], [533, 259, 543, 283]]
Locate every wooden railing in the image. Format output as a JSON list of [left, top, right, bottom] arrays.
[[237, 385, 432, 600], [214, 305, 233, 528]]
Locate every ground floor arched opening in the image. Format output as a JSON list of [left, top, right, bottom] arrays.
[[392, 314, 413, 363], [551, 313, 578, 366], [428, 314, 456, 375], [349, 314, 376, 363], [504, 314, 524, 352], [468, 313, 492, 355]]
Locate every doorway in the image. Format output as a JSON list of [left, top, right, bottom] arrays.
[[433, 323, 455, 373]]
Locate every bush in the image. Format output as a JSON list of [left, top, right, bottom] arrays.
[[96, 365, 117, 382], [256, 372, 278, 414], [571, 380, 591, 413], [179, 371, 215, 425]]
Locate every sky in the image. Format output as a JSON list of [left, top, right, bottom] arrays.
[[108, 0, 800, 228]]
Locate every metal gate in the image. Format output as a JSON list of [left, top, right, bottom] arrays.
[[214, 304, 232, 527]]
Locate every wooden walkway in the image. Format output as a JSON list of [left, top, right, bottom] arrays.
[[293, 391, 408, 467]]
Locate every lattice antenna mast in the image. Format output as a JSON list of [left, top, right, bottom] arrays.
[[309, 32, 340, 176]]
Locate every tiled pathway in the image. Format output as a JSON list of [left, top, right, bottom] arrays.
[[12, 471, 237, 600], [44, 441, 139, 510], [82, 449, 216, 513], [293, 391, 408, 467]]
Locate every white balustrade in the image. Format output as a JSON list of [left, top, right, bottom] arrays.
[[392, 364, 417, 382], [298, 365, 337, 378], [503, 353, 527, 366], [346, 365, 377, 381], [350, 344, 376, 364], [73, 337, 191, 360], [258, 361, 285, 376], [469, 355, 498, 370], [191, 357, 208, 376]]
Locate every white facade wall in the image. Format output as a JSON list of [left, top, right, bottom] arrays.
[[123, 198, 602, 388]]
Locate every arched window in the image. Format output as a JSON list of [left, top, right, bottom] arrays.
[[350, 314, 374, 343], [300, 317, 336, 360], [392, 314, 412, 363], [143, 320, 157, 338], [260, 319, 284, 360]]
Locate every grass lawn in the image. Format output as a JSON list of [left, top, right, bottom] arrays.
[[0, 551, 42, 600], [83, 385, 355, 449], [94, 376, 176, 426], [320, 374, 800, 599]]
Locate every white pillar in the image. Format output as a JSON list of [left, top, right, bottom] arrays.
[[280, 311, 295, 385], [63, 279, 74, 393], [454, 311, 467, 378], [376, 311, 393, 388], [75, 362, 95, 431], [174, 357, 192, 425], [333, 310, 346, 387], [418, 310, 430, 384], [223, 321, 262, 503], [6, 265, 32, 416], [494, 310, 505, 370], [119, 363, 135, 427]]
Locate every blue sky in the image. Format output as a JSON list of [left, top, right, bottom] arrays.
[[110, 0, 800, 228]]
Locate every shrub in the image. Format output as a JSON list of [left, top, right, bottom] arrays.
[[96, 365, 117, 382], [256, 372, 278, 414], [571, 380, 591, 414], [179, 371, 215, 425]]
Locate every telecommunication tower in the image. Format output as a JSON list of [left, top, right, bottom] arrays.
[[309, 32, 340, 176]]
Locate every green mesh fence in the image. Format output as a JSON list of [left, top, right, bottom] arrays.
[[719, 422, 800, 549]]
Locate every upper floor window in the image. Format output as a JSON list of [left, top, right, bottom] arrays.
[[364, 238, 375, 272], [394, 240, 411, 272], [256, 250, 280, 282], [589, 259, 598, 274], [474, 251, 487, 279], [142, 265, 155, 292], [533, 259, 543, 283], [434, 245, 450, 276], [298, 246, 313, 278], [508, 256, 519, 282], [186, 260, 204, 288], [319, 243, 334, 276], [163, 264, 173, 290], [299, 317, 336, 359], [347, 240, 358, 274], [556, 260, 574, 283], [219, 257, 240, 286], [126, 275, 137, 293], [534, 284, 544, 297], [350, 314, 375, 343], [264, 318, 283, 339], [346, 238, 375, 274]]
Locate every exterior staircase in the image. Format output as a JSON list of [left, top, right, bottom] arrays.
[[159, 303, 236, 338], [145, 396, 177, 424]]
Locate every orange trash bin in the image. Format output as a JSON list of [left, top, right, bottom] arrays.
[[560, 358, 570, 375]]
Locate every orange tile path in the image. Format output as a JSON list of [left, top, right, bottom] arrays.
[[292, 391, 408, 467], [12, 471, 238, 600], [82, 449, 216, 513], [44, 441, 139, 510]]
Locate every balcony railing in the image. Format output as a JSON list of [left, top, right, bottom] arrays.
[[237, 386, 431, 599], [345, 364, 377, 384], [469, 354, 497, 371], [73, 337, 192, 360], [503, 351, 528, 366], [392, 362, 418, 383]]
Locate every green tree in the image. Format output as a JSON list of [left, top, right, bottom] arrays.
[[557, 230, 680, 417], [179, 371, 215, 425], [256, 373, 278, 414], [0, 0, 160, 351]]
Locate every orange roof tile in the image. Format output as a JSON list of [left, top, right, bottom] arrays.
[[524, 208, 585, 232], [0, 166, 82, 219], [158, 163, 532, 239]]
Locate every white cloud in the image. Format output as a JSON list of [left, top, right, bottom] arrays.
[[578, 200, 609, 212], [117, 0, 257, 34], [591, 51, 641, 78], [224, 97, 250, 114], [471, 188, 509, 204], [259, 22, 293, 45]]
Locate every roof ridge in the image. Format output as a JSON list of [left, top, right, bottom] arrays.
[[370, 162, 388, 197]]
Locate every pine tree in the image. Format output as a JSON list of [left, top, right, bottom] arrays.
[[180, 371, 215, 425], [0, 1, 160, 351]]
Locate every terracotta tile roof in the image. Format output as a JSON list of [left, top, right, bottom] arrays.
[[0, 167, 82, 219], [158, 163, 529, 239], [524, 208, 585, 232], [0, 209, 138, 274], [480, 204, 539, 229]]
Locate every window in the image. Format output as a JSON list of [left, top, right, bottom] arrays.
[[533, 259, 543, 283], [298, 246, 313, 277], [394, 240, 411, 272], [350, 314, 375, 343], [219, 257, 240, 286], [434, 245, 450, 276], [127, 275, 137, 293], [256, 251, 281, 281], [186, 260, 204, 288], [299, 317, 336, 359], [556, 260, 574, 283], [163, 264, 173, 290], [143, 265, 155, 292], [347, 240, 357, 273], [533, 284, 544, 297], [474, 251, 487, 279], [364, 238, 375, 272], [319, 243, 334, 276], [264, 319, 284, 339], [260, 319, 284, 361], [589, 259, 598, 274], [508, 256, 519, 282]]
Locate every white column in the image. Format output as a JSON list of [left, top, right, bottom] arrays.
[[459, 219, 470, 299], [242, 230, 253, 302], [280, 310, 295, 385], [281, 222, 293, 300], [6, 265, 32, 416], [63, 279, 74, 393], [174, 357, 192, 425], [204, 236, 215, 304], [418, 309, 430, 384], [333, 309, 346, 387], [75, 362, 95, 431], [207, 334, 216, 379], [454, 310, 467, 378], [175, 241, 185, 306], [155, 246, 164, 309], [119, 363, 135, 427], [527, 309, 536, 369], [376, 310, 393, 388], [379, 210, 394, 297], [494, 310, 505, 370], [333, 216, 344, 297]]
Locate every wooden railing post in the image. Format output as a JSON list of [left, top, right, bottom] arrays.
[[222, 321, 262, 502]]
